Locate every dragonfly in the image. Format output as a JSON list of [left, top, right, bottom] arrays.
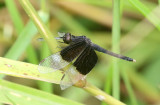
[[38, 32, 136, 90]]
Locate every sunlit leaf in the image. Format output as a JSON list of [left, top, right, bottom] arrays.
[[0, 80, 83, 105], [0, 57, 63, 84]]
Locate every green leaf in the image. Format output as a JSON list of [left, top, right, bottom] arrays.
[[0, 57, 63, 84], [0, 80, 83, 105], [5, 0, 24, 33], [19, 0, 59, 53], [5, 11, 49, 60], [0, 57, 126, 105], [127, 0, 160, 30]]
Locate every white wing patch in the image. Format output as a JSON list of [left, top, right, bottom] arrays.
[[60, 66, 86, 90], [38, 52, 69, 73]]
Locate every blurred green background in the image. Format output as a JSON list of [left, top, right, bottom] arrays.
[[0, 0, 160, 105]]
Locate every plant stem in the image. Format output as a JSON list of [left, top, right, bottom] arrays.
[[127, 0, 160, 30], [5, 0, 24, 33], [19, 0, 59, 53], [121, 68, 138, 105], [0, 57, 126, 105], [84, 83, 126, 105], [112, 0, 121, 99]]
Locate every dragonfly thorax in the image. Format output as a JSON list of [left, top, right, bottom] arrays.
[[63, 33, 92, 45], [83, 36, 92, 45]]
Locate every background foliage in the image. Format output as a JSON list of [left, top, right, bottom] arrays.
[[0, 0, 160, 105]]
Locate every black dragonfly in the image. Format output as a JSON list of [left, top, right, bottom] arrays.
[[38, 32, 136, 90]]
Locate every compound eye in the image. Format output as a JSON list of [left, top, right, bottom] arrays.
[[63, 33, 71, 44]]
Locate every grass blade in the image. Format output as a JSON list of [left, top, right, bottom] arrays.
[[5, 11, 49, 60], [0, 57, 63, 84], [5, 0, 24, 33], [0, 80, 83, 105], [128, 0, 160, 30], [112, 0, 121, 99], [19, 0, 58, 53], [121, 68, 138, 105]]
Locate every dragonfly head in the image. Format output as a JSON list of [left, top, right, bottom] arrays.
[[57, 32, 75, 44], [63, 32, 72, 44]]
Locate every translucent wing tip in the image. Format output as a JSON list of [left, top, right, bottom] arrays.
[[60, 84, 72, 90], [58, 32, 65, 37], [38, 53, 70, 74], [60, 74, 73, 90], [55, 37, 62, 40], [38, 65, 55, 74]]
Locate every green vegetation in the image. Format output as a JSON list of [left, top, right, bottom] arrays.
[[0, 0, 159, 105]]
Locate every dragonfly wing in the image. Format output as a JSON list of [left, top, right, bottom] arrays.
[[60, 66, 86, 90], [60, 40, 86, 62], [74, 46, 98, 75], [58, 32, 65, 37], [38, 52, 69, 73]]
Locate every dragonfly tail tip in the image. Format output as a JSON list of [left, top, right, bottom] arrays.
[[133, 59, 136, 62]]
